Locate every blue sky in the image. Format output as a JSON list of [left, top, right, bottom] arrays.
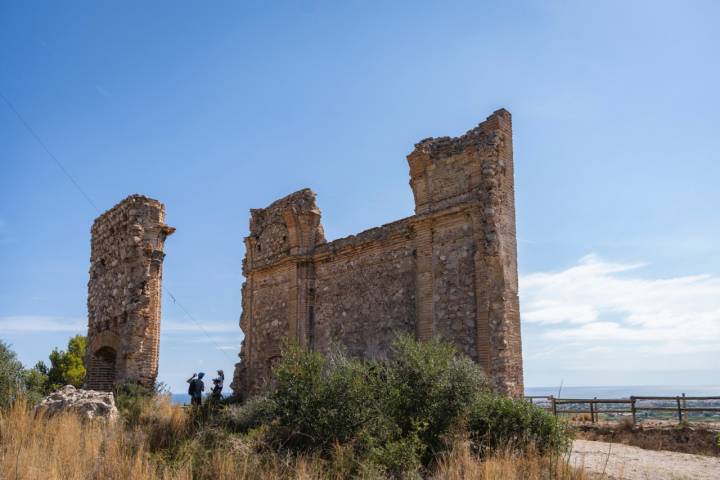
[[1, 1, 718, 392]]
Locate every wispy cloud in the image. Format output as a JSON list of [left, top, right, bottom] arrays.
[[520, 254, 720, 354], [0, 316, 238, 334], [0, 316, 84, 333], [216, 345, 238, 351], [162, 319, 237, 333], [162, 333, 242, 343]]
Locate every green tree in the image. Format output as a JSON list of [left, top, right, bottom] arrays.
[[24, 361, 50, 404], [47, 335, 87, 390], [0, 340, 25, 408]]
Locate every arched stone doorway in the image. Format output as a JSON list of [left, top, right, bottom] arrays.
[[86, 346, 117, 391]]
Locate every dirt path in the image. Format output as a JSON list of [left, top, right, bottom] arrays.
[[571, 439, 720, 479]]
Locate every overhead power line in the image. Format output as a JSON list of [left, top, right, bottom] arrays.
[[1, 92, 100, 212], [167, 290, 237, 361], [1, 90, 235, 361]]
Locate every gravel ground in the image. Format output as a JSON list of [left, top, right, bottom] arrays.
[[571, 439, 720, 479]]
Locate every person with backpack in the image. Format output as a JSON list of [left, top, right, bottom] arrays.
[[187, 372, 205, 406]]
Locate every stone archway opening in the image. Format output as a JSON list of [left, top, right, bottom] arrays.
[[86, 346, 117, 391]]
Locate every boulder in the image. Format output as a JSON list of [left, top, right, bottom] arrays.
[[37, 385, 119, 422]]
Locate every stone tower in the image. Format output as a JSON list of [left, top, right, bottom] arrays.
[[232, 109, 523, 398], [85, 195, 175, 391]]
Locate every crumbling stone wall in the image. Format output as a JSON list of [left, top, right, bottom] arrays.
[[85, 195, 174, 390], [232, 109, 523, 397]]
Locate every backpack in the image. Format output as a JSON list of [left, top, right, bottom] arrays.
[[188, 378, 199, 396]]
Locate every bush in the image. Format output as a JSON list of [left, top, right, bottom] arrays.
[[0, 341, 25, 408], [379, 335, 491, 462], [114, 381, 159, 427], [23, 362, 50, 404], [366, 431, 425, 478], [259, 336, 500, 476], [467, 394, 571, 456], [227, 336, 571, 476], [222, 394, 276, 433], [269, 345, 380, 452]]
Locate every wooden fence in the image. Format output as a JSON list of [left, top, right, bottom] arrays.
[[524, 394, 720, 424]]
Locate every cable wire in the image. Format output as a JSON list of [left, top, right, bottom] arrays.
[[1, 92, 100, 213], [166, 289, 237, 361], [1, 89, 236, 361]]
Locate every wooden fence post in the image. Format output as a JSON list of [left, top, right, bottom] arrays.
[[676, 396, 683, 423], [550, 395, 557, 417], [682, 392, 687, 420], [630, 396, 636, 425]]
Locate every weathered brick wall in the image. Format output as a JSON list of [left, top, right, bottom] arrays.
[[85, 195, 174, 390], [313, 218, 418, 359], [232, 109, 523, 398]]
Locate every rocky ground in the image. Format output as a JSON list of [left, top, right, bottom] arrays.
[[37, 385, 118, 421], [571, 439, 720, 479]]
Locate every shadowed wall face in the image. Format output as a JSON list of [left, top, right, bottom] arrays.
[[85, 195, 174, 391], [232, 109, 523, 398]]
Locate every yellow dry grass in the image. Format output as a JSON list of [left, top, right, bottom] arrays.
[[0, 398, 590, 479], [434, 440, 590, 480]]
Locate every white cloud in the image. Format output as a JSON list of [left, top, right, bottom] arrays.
[[162, 319, 237, 333], [216, 345, 238, 351], [520, 254, 720, 354], [0, 316, 238, 334], [0, 316, 84, 333]]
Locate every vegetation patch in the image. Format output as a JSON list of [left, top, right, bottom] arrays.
[[218, 335, 571, 477], [1, 336, 576, 479]]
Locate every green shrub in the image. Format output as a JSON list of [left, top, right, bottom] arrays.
[[23, 362, 50, 404], [379, 335, 490, 462], [0, 340, 25, 408], [260, 336, 497, 475], [467, 395, 571, 456], [222, 395, 276, 433], [113, 381, 157, 427], [366, 431, 424, 478], [269, 345, 379, 452], [234, 335, 570, 476]]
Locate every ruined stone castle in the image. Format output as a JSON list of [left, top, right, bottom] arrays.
[[82, 109, 523, 397], [85, 195, 174, 390], [231, 109, 523, 397]]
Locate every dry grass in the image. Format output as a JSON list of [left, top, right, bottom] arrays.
[[433, 440, 589, 480], [1, 398, 589, 479], [567, 413, 593, 423], [0, 398, 171, 480]]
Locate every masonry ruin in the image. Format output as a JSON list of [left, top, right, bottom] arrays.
[[231, 109, 524, 398], [85, 195, 174, 391]]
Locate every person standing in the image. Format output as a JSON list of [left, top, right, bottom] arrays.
[[187, 372, 205, 406], [210, 369, 224, 402]]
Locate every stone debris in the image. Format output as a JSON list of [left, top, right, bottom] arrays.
[[37, 385, 119, 422]]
